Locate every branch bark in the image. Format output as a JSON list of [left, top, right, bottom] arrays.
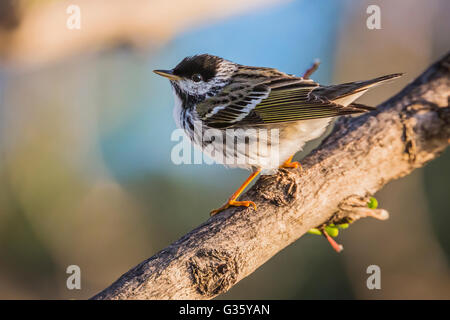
[[92, 52, 450, 300]]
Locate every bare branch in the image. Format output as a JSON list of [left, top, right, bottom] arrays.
[[92, 52, 450, 300]]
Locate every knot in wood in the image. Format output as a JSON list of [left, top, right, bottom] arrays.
[[257, 169, 298, 206], [188, 249, 238, 298]]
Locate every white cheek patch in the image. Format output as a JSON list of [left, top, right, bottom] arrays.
[[177, 79, 212, 96]]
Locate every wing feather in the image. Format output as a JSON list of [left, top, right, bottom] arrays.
[[197, 71, 373, 128]]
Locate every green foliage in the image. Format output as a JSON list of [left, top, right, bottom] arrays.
[[308, 197, 379, 237], [368, 197, 378, 209]]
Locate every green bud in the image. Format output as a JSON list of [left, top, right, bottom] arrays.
[[307, 228, 322, 235], [368, 197, 378, 209], [324, 226, 339, 237]]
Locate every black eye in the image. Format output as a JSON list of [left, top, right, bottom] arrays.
[[191, 74, 202, 82]]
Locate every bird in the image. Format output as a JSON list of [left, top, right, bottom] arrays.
[[154, 54, 402, 217]]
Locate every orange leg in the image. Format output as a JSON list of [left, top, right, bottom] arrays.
[[210, 169, 261, 216], [281, 154, 302, 170]]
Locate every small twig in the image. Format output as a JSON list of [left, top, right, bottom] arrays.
[[321, 229, 344, 253], [302, 60, 320, 79], [328, 195, 390, 226]]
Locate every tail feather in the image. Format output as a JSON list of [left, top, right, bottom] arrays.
[[347, 102, 376, 112], [315, 73, 403, 107], [359, 73, 404, 87]]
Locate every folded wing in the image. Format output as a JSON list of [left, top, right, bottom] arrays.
[[197, 70, 401, 128]]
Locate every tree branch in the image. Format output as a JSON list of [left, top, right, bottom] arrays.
[[92, 52, 450, 300]]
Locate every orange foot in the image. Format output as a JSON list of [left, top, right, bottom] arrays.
[[281, 155, 302, 170], [210, 200, 257, 216], [210, 169, 261, 216]]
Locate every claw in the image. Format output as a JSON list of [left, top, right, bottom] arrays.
[[281, 161, 301, 170], [280, 154, 302, 171], [210, 200, 257, 216]]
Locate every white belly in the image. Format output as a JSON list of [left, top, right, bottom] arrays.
[[261, 118, 332, 174], [197, 118, 332, 174]]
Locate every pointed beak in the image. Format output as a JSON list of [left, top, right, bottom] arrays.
[[153, 69, 181, 81]]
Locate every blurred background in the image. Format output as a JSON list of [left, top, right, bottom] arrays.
[[0, 0, 448, 299]]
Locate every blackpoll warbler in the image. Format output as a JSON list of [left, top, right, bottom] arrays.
[[154, 54, 401, 216]]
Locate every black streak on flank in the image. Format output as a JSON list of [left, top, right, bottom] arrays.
[[172, 54, 221, 82]]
